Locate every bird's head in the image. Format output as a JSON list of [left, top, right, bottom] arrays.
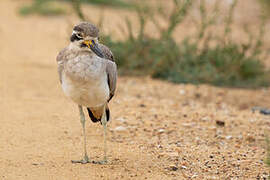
[[70, 22, 104, 58]]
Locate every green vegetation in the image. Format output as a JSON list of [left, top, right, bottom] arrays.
[[19, 0, 66, 16], [258, 0, 270, 16], [67, 0, 134, 8], [19, 0, 134, 16], [20, 0, 270, 88], [100, 0, 269, 88]]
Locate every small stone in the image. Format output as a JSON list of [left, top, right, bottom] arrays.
[[249, 118, 256, 123], [216, 120, 225, 127], [246, 135, 256, 142], [182, 123, 195, 127], [201, 116, 210, 121], [158, 129, 165, 133], [260, 109, 270, 115], [168, 165, 178, 171], [179, 89, 186, 95], [191, 174, 198, 178], [114, 126, 127, 131], [139, 104, 146, 107], [115, 117, 125, 122], [195, 93, 201, 98], [181, 165, 187, 169]]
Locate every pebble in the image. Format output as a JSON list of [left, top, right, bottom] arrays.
[[114, 126, 127, 131], [216, 120, 225, 127], [168, 165, 178, 171], [179, 89, 186, 95], [158, 129, 165, 133], [116, 117, 126, 122], [201, 116, 210, 121], [181, 165, 187, 169]]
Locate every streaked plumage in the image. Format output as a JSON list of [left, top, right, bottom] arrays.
[[98, 43, 115, 62]]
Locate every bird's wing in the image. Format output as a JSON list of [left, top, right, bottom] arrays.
[[56, 47, 68, 84], [106, 60, 117, 102], [99, 43, 117, 101], [99, 43, 114, 62]]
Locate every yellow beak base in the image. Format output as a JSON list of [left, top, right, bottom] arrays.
[[83, 40, 93, 48]]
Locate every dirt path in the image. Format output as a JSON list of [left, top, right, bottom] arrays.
[[0, 0, 269, 179]]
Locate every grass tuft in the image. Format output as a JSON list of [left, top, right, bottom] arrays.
[[19, 0, 134, 16], [72, 0, 134, 9], [258, 0, 270, 16], [19, 0, 66, 16]]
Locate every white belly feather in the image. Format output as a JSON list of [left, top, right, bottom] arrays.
[[61, 56, 110, 107]]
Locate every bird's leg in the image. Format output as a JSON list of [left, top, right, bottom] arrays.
[[71, 105, 90, 164], [102, 106, 108, 163], [93, 105, 108, 165]]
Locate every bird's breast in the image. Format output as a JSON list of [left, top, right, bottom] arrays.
[[61, 56, 109, 107]]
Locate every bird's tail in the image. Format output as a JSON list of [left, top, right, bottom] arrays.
[[87, 105, 110, 124]]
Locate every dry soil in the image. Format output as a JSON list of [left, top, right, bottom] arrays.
[[0, 0, 270, 179]]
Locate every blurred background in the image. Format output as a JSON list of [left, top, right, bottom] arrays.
[[10, 0, 270, 88], [0, 0, 270, 179]]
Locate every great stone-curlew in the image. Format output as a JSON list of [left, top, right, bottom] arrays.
[[56, 22, 117, 164]]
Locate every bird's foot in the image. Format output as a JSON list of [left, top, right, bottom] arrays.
[[71, 155, 90, 164], [92, 158, 108, 165]]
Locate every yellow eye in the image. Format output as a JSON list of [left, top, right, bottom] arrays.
[[76, 33, 82, 39]]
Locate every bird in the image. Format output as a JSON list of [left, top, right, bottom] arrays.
[[56, 22, 117, 164]]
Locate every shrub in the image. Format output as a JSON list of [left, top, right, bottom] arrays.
[[68, 0, 134, 9], [258, 0, 270, 16], [19, 0, 134, 16], [19, 0, 66, 16], [100, 0, 270, 88], [23, 0, 269, 88]]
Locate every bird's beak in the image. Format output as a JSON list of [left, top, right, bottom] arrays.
[[84, 40, 104, 58]]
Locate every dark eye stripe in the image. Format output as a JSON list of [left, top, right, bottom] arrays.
[[70, 34, 83, 42]]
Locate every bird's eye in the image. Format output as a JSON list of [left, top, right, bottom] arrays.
[[76, 33, 82, 38]]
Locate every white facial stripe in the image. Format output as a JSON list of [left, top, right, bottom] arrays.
[[71, 30, 98, 42], [72, 30, 83, 40]]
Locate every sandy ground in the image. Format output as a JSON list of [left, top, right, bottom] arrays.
[[0, 0, 270, 179]]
